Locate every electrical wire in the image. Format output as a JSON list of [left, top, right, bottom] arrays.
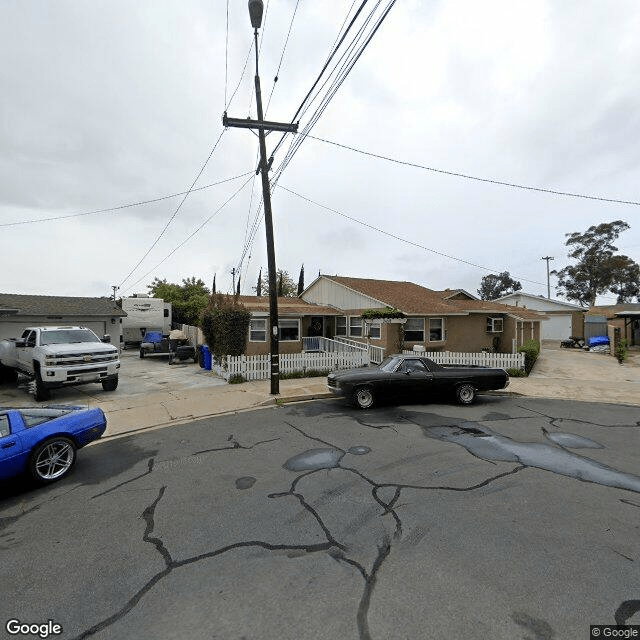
[[0, 171, 254, 228], [225, 38, 254, 113], [306, 135, 640, 207], [224, 0, 230, 108], [265, 0, 301, 115], [278, 184, 549, 288], [120, 174, 255, 296], [118, 129, 227, 289]]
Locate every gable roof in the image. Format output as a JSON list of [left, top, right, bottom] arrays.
[[0, 293, 126, 317], [497, 292, 583, 311], [322, 276, 545, 321]]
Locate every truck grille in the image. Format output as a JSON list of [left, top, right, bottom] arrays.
[[50, 352, 118, 366]]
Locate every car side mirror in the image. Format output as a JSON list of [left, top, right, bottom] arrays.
[[101, 335, 111, 343]]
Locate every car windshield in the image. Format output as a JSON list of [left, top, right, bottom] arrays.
[[378, 356, 403, 372], [40, 329, 101, 345]]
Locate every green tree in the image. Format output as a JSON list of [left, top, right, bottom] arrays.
[[297, 264, 305, 296], [477, 272, 522, 300], [252, 269, 297, 297], [608, 255, 640, 303], [147, 276, 210, 325], [552, 220, 630, 306]]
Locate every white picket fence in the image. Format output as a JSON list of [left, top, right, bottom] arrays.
[[214, 350, 370, 381], [402, 350, 524, 370]]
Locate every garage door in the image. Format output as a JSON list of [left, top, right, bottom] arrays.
[[542, 314, 572, 341]]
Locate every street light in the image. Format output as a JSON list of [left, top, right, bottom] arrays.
[[248, 0, 263, 29]]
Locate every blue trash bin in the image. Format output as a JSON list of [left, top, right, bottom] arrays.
[[202, 345, 212, 370]]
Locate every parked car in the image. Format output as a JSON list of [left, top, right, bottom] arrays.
[[327, 354, 510, 409], [0, 405, 107, 484]]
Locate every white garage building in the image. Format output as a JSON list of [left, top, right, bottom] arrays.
[[496, 292, 583, 341], [0, 293, 126, 345]]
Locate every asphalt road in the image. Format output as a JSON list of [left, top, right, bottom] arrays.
[[1, 397, 639, 639]]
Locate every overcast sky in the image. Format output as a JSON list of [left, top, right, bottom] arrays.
[[2, 0, 639, 304]]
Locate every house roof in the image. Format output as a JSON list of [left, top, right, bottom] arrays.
[[235, 296, 340, 316], [322, 276, 545, 321], [0, 293, 126, 317], [496, 292, 583, 311], [588, 303, 640, 319]]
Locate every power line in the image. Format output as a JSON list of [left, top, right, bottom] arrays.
[[307, 135, 640, 207], [0, 171, 253, 228], [121, 175, 255, 296], [278, 184, 548, 288], [118, 129, 227, 289]]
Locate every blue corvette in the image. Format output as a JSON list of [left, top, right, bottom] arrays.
[[0, 406, 106, 484]]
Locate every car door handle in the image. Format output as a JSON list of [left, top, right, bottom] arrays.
[[2, 441, 17, 449]]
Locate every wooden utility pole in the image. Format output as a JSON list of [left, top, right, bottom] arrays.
[[541, 256, 554, 298], [223, 3, 298, 394]]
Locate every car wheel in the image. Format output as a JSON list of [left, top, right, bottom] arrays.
[[456, 383, 476, 405], [139, 349, 145, 358], [353, 387, 375, 409], [102, 375, 118, 392], [33, 370, 51, 402], [29, 437, 76, 483]]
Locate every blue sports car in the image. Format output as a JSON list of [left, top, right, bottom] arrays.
[[0, 405, 107, 484]]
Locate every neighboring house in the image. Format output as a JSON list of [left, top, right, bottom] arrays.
[[496, 292, 584, 341], [236, 296, 341, 357], [0, 293, 126, 345], [300, 275, 545, 357], [587, 304, 640, 346]]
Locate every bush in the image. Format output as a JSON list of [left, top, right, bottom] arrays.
[[200, 294, 251, 360], [616, 338, 629, 364], [507, 368, 527, 377], [228, 374, 246, 384], [517, 339, 540, 375]]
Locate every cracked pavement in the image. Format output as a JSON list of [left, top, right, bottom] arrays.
[[1, 396, 639, 639]]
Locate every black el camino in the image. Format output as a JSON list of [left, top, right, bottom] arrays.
[[327, 354, 510, 409]]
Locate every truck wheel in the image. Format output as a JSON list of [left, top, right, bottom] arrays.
[[456, 384, 476, 405], [102, 376, 118, 392], [0, 364, 18, 384], [33, 371, 51, 402], [353, 387, 375, 409], [29, 437, 76, 483]]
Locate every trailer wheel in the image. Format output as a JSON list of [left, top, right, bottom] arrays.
[[0, 364, 18, 384]]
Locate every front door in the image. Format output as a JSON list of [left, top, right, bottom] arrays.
[[309, 316, 324, 337]]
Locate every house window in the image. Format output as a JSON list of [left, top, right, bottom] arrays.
[[429, 318, 444, 341], [249, 318, 267, 342], [487, 317, 504, 333], [349, 317, 363, 337], [367, 319, 381, 340], [404, 318, 424, 342], [336, 316, 347, 336], [279, 319, 300, 341]]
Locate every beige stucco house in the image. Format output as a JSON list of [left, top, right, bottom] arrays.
[[239, 276, 545, 359]]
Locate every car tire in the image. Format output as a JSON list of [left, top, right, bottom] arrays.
[[33, 369, 51, 402], [139, 349, 145, 358], [353, 386, 375, 410], [29, 437, 77, 483], [102, 375, 118, 392], [456, 383, 476, 405]]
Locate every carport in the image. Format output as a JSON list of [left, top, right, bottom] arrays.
[[615, 311, 640, 346]]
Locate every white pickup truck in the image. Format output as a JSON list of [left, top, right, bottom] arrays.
[[0, 326, 120, 401]]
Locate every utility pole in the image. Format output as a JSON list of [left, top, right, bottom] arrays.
[[541, 256, 554, 298], [223, 0, 298, 395], [111, 285, 119, 302]]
